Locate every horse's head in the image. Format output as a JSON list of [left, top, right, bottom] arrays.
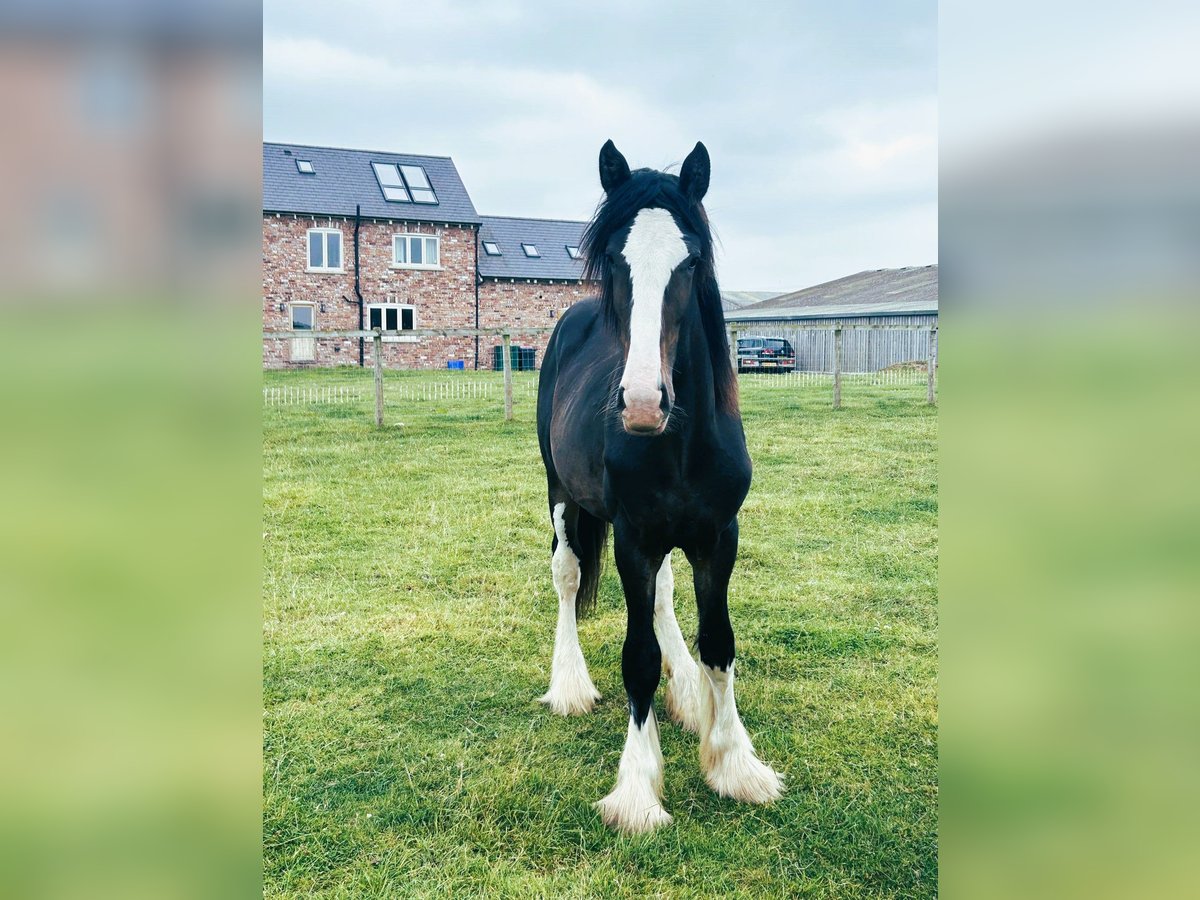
[[583, 139, 713, 436]]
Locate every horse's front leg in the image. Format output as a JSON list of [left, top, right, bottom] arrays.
[[594, 524, 672, 833], [653, 552, 702, 732], [689, 518, 784, 804]]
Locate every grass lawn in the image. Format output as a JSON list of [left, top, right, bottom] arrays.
[[263, 368, 938, 899]]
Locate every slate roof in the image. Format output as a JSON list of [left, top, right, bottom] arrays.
[[727, 266, 938, 320], [477, 216, 590, 281], [263, 142, 481, 225]]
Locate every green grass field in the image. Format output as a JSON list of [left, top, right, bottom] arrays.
[[263, 368, 937, 898]]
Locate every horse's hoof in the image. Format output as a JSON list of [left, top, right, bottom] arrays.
[[538, 686, 600, 716], [704, 748, 785, 804], [594, 790, 673, 834]]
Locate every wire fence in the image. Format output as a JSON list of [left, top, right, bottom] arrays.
[[262, 325, 936, 422]]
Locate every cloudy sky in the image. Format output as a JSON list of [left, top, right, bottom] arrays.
[[263, 0, 936, 291]]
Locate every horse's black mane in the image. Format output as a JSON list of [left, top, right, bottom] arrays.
[[581, 169, 738, 414]]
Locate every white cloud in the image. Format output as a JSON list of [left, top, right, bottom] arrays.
[[264, 10, 939, 293]]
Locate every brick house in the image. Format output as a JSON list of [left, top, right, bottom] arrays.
[[263, 141, 596, 369], [477, 215, 592, 369]]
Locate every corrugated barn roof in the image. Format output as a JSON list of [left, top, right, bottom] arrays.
[[728, 266, 938, 320]]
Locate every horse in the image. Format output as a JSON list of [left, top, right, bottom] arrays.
[[535, 140, 784, 833]]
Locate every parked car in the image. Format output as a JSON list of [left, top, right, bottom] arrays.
[[736, 337, 796, 373]]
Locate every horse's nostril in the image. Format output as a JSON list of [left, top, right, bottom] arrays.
[[616, 387, 627, 411]]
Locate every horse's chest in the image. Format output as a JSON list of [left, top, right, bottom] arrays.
[[607, 453, 749, 542]]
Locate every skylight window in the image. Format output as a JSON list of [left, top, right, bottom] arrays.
[[372, 163, 409, 202], [400, 165, 437, 203], [482, 241, 501, 256], [296, 159, 314, 174], [371, 162, 439, 205], [522, 243, 540, 257], [565, 245, 581, 259]]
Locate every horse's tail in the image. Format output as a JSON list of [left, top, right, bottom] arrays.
[[574, 509, 609, 619]]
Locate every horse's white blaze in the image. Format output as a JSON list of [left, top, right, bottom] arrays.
[[539, 503, 600, 715], [619, 208, 689, 405], [595, 711, 672, 833], [652, 553, 701, 732], [699, 662, 784, 803]]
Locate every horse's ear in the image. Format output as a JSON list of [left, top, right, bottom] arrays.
[[679, 142, 710, 204], [599, 139, 631, 194]]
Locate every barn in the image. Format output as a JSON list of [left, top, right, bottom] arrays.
[[725, 266, 938, 372], [262, 141, 595, 370]]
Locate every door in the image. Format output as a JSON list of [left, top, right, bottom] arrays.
[[290, 303, 315, 362]]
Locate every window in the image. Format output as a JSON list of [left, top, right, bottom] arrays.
[[307, 228, 342, 272], [565, 244, 581, 259], [400, 165, 437, 203], [393, 233, 440, 269], [371, 162, 439, 204], [372, 163, 409, 202], [367, 303, 417, 341], [296, 159, 314, 174], [482, 241, 501, 256], [291, 304, 313, 330], [522, 243, 540, 257]]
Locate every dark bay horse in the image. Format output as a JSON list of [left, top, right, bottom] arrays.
[[536, 140, 783, 833]]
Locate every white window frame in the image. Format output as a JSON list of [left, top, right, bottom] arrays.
[[367, 303, 419, 342], [482, 241, 501, 256], [521, 243, 540, 257], [392, 233, 441, 270], [565, 244, 582, 259], [306, 228, 343, 273]]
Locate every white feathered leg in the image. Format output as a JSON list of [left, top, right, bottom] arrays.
[[595, 710, 672, 833], [538, 503, 600, 715], [699, 661, 784, 803], [652, 554, 701, 731]]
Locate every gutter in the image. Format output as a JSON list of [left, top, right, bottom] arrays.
[[473, 224, 480, 370], [353, 204, 365, 366]]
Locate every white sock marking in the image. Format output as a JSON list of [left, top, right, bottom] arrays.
[[595, 710, 672, 833], [619, 208, 689, 404], [652, 553, 701, 732], [699, 661, 784, 803], [539, 503, 600, 715]]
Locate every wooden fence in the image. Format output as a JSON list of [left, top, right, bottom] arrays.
[[263, 323, 937, 426]]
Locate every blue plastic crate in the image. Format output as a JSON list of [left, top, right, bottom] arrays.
[[447, 360, 465, 370]]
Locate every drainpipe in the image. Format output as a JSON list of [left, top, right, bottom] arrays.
[[353, 204, 365, 367], [473, 223, 481, 370]]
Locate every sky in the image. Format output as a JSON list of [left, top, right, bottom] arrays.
[[263, 0, 937, 292]]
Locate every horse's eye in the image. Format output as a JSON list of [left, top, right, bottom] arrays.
[[687, 256, 700, 270]]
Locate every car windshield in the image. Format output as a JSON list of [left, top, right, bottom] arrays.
[[737, 339, 762, 348], [765, 340, 787, 349]]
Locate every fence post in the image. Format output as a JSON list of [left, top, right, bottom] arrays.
[[833, 326, 843, 409], [729, 327, 739, 375], [502, 331, 513, 421], [927, 325, 938, 405], [372, 329, 384, 428]]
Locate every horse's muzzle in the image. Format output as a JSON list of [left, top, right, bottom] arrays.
[[618, 385, 670, 435]]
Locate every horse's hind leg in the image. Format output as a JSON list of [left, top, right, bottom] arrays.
[[595, 526, 672, 833], [538, 499, 601, 715], [690, 518, 784, 804], [653, 552, 702, 732]]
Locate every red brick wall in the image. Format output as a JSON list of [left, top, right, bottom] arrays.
[[262, 213, 479, 369], [477, 278, 597, 370]]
